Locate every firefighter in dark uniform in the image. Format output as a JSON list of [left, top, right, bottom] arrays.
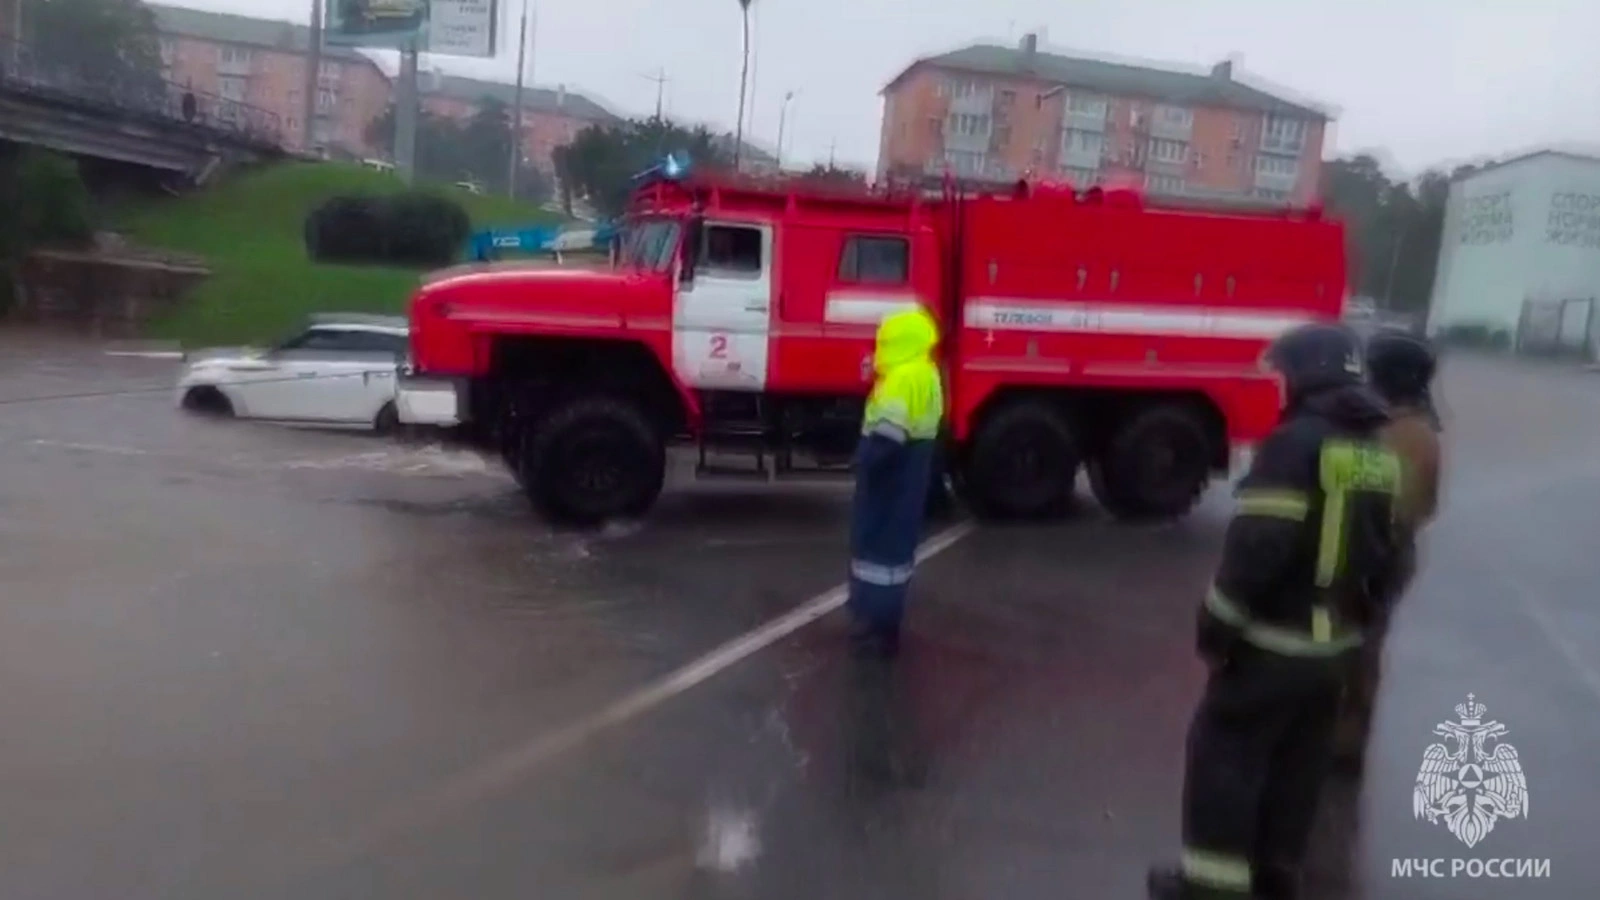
[[1332, 330, 1442, 773], [1148, 322, 1404, 900]]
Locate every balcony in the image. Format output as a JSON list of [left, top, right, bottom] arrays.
[[217, 48, 252, 77], [1065, 107, 1108, 132], [943, 112, 991, 154], [1059, 130, 1105, 169], [1259, 115, 1307, 156], [1145, 138, 1188, 173], [1150, 105, 1193, 141], [1253, 161, 1299, 192], [947, 86, 993, 116]]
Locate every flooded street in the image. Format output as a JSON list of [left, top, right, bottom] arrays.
[[2, 335, 1597, 899]]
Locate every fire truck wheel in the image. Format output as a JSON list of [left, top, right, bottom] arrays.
[[1088, 405, 1213, 521], [964, 401, 1081, 520], [519, 395, 665, 526]]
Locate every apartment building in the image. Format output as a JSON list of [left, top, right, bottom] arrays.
[[879, 34, 1329, 203], [150, 4, 390, 156], [419, 72, 617, 171], [148, 5, 616, 170]]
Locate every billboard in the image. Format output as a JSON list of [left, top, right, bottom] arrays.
[[325, 0, 498, 58]]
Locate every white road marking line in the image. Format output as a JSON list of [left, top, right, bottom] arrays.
[[103, 350, 185, 359], [325, 520, 976, 863]]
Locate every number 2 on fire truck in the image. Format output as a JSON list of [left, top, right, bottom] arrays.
[[708, 332, 729, 360]]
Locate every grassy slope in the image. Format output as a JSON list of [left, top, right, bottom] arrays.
[[114, 162, 557, 346]]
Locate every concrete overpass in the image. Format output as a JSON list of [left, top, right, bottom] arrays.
[[1, 37, 287, 182]]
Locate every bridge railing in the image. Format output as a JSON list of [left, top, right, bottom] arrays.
[[0, 37, 284, 148]]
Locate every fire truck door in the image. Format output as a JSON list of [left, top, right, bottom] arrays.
[[673, 221, 773, 391]]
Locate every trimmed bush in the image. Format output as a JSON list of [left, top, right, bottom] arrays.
[[1, 149, 93, 258], [305, 196, 388, 263], [382, 192, 471, 268], [304, 191, 470, 268]]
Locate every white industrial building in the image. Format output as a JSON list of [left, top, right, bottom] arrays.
[[1427, 150, 1600, 357]]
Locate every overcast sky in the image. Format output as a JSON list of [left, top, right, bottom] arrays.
[[197, 0, 1600, 176]]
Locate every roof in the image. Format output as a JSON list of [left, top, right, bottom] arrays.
[[308, 313, 409, 332], [888, 42, 1326, 118], [149, 4, 375, 66], [1452, 149, 1600, 182], [420, 73, 616, 122]]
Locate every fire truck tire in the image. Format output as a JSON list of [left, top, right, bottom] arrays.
[[518, 395, 665, 526], [964, 401, 1081, 520], [1088, 405, 1213, 521]]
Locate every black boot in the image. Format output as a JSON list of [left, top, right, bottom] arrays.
[[1253, 863, 1300, 900], [1148, 864, 1252, 899]]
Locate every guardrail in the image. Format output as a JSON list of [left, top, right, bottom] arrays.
[[0, 37, 283, 148]]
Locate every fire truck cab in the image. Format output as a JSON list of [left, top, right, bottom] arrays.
[[398, 164, 1346, 525]]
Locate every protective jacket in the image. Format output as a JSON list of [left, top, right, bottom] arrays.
[[847, 307, 944, 644], [1378, 404, 1441, 537], [1200, 384, 1402, 663]]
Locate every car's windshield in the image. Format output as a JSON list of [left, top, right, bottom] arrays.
[[620, 219, 681, 272]]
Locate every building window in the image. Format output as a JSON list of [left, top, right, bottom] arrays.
[[1148, 138, 1187, 163], [1261, 115, 1306, 152], [317, 88, 337, 113], [1191, 149, 1207, 169], [1254, 155, 1299, 177], [1146, 174, 1185, 194], [1061, 128, 1106, 157], [943, 150, 986, 176], [1060, 166, 1101, 186], [1252, 188, 1290, 201], [1155, 104, 1193, 127], [218, 76, 248, 102], [1067, 92, 1109, 119], [838, 235, 910, 285], [946, 113, 990, 136], [311, 118, 334, 146], [941, 77, 987, 99], [927, 117, 942, 138], [219, 45, 252, 70]]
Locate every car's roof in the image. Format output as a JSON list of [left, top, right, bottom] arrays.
[[307, 313, 409, 333]]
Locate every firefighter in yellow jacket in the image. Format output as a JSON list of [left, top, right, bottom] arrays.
[[1333, 330, 1442, 773], [847, 306, 944, 658]]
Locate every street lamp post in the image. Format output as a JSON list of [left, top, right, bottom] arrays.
[[733, 0, 752, 172], [508, 0, 532, 199], [775, 90, 794, 169]]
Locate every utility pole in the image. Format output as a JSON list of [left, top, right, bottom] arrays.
[[508, 0, 531, 198], [302, 0, 322, 153], [827, 138, 836, 169], [395, 38, 419, 184], [642, 67, 668, 120], [775, 90, 794, 169]]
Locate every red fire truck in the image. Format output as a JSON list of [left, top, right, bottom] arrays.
[[396, 166, 1346, 525]]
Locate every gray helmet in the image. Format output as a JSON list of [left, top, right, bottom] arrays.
[[1264, 322, 1364, 400]]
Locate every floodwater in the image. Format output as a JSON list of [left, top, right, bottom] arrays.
[[1, 332, 1596, 899]]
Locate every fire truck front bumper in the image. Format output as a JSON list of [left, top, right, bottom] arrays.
[[396, 374, 467, 428]]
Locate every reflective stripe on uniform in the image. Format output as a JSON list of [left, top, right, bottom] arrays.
[[1315, 440, 1402, 588], [851, 559, 914, 586], [1205, 586, 1361, 657], [1181, 848, 1252, 892], [867, 420, 910, 443], [1234, 488, 1309, 521]]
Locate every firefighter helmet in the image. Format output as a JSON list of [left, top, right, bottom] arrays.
[[1365, 329, 1437, 405], [1264, 322, 1365, 400]]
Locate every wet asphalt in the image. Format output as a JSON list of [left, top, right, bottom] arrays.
[[1, 332, 1597, 900]]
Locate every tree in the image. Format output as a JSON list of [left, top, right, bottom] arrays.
[[1320, 155, 1474, 318], [797, 163, 867, 190], [28, 0, 163, 98], [552, 118, 733, 218], [364, 98, 553, 204]]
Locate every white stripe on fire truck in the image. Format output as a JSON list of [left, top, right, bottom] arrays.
[[964, 300, 1312, 339], [823, 295, 924, 324]]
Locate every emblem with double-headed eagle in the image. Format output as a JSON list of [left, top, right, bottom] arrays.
[[1413, 694, 1529, 848]]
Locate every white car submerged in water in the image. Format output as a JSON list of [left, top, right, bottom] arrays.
[[176, 314, 410, 431]]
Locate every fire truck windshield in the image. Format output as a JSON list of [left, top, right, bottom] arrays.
[[622, 219, 681, 272]]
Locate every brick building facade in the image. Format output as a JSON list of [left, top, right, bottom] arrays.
[[879, 35, 1329, 204], [148, 4, 613, 169]]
